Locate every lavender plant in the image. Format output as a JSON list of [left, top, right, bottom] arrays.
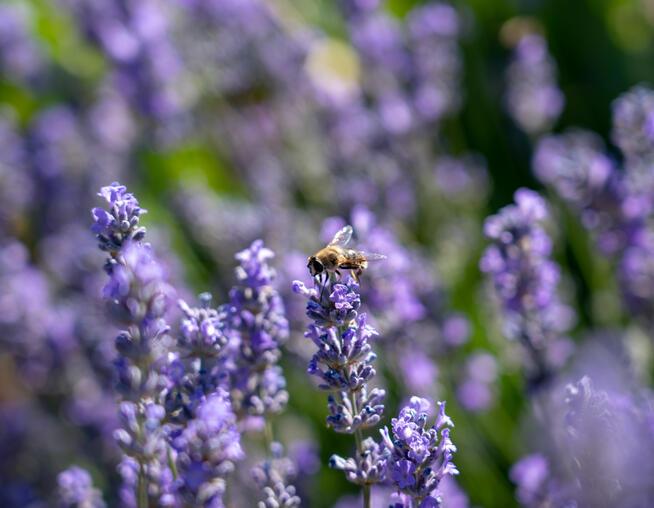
[[57, 466, 105, 508], [505, 32, 564, 136], [481, 189, 574, 389], [92, 183, 175, 507], [380, 397, 458, 507], [293, 265, 387, 506]]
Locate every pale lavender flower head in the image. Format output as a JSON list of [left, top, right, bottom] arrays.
[[173, 389, 244, 507], [611, 85, 654, 163], [57, 466, 105, 508], [505, 34, 564, 135], [380, 397, 458, 502]]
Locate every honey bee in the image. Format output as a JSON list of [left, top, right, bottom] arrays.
[[307, 225, 386, 282]]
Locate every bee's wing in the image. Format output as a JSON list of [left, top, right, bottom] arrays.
[[329, 225, 353, 247], [361, 252, 387, 261]]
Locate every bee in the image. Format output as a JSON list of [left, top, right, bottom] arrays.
[[307, 225, 386, 282]]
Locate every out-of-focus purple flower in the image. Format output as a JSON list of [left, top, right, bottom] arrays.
[[533, 130, 628, 255], [481, 189, 574, 386], [229, 240, 290, 417], [172, 389, 244, 507], [400, 352, 438, 396], [611, 85, 654, 164], [0, 4, 44, 83], [509, 453, 550, 507], [0, 112, 33, 235], [380, 397, 458, 505], [407, 3, 462, 123], [560, 375, 654, 506], [505, 34, 564, 135], [457, 352, 497, 412], [252, 442, 301, 508], [62, 0, 190, 137], [441, 314, 470, 348], [57, 466, 105, 508], [433, 155, 489, 206]]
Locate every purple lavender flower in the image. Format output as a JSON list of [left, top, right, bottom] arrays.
[[91, 182, 147, 257], [92, 183, 176, 506], [252, 442, 301, 508], [533, 130, 628, 255], [611, 85, 654, 164], [228, 240, 290, 417], [407, 3, 462, 123], [0, 4, 44, 83], [293, 263, 386, 504], [480, 189, 574, 387], [509, 454, 551, 507], [380, 397, 458, 507], [57, 466, 105, 508], [172, 389, 244, 507], [456, 352, 497, 412], [505, 34, 564, 135], [293, 278, 385, 433], [163, 293, 233, 424], [561, 375, 654, 506], [62, 0, 189, 138]]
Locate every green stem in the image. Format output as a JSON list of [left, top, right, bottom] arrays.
[[350, 390, 371, 508], [264, 419, 274, 451], [137, 460, 148, 508]]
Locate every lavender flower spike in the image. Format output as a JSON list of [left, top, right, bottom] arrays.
[[293, 265, 386, 506], [229, 239, 290, 417], [252, 442, 301, 508], [91, 182, 147, 258], [172, 389, 244, 507], [480, 189, 573, 388], [380, 397, 458, 508], [57, 466, 105, 508], [92, 183, 175, 507]]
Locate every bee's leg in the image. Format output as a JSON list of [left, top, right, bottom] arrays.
[[335, 269, 342, 280], [350, 269, 359, 283], [318, 272, 327, 301]]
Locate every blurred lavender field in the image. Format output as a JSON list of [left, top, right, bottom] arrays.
[[2, 0, 654, 507]]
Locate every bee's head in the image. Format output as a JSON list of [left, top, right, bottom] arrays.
[[307, 256, 324, 277]]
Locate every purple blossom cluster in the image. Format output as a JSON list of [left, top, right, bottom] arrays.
[[534, 85, 654, 324], [511, 368, 654, 507], [172, 390, 244, 506], [228, 240, 290, 417], [505, 33, 564, 135], [481, 189, 574, 386], [380, 397, 458, 507]]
